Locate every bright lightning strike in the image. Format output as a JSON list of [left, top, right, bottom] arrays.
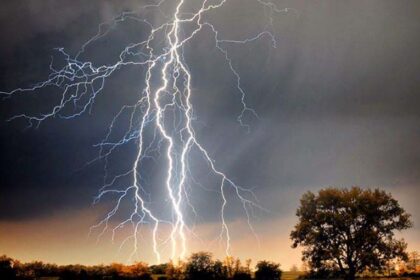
[[2, 0, 293, 264]]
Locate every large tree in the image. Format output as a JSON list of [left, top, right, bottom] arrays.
[[290, 187, 412, 280]]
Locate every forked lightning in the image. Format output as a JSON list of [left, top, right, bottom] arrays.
[[2, 0, 292, 264]]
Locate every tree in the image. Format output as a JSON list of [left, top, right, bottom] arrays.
[[290, 187, 412, 280], [407, 251, 419, 272], [232, 258, 251, 280], [0, 255, 16, 279], [185, 252, 215, 280], [244, 259, 252, 274], [24, 261, 46, 278], [130, 261, 151, 277], [213, 260, 228, 280], [255, 261, 281, 280], [165, 260, 184, 280], [223, 256, 235, 278], [290, 264, 298, 273]]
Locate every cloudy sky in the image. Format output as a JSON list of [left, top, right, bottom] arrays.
[[0, 0, 419, 268]]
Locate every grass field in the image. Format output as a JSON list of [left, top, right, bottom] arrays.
[[281, 271, 305, 280]]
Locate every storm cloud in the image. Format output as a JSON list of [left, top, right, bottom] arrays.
[[0, 0, 419, 231]]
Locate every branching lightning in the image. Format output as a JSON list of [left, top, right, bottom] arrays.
[[2, 0, 293, 264]]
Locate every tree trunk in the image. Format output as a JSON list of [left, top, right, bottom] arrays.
[[345, 267, 356, 280], [343, 262, 356, 280]]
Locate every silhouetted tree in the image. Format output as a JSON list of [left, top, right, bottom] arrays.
[[231, 258, 252, 280], [224, 256, 235, 278], [185, 252, 214, 280], [244, 259, 252, 274], [0, 255, 16, 279], [291, 187, 412, 280], [255, 261, 281, 280], [166, 260, 185, 280], [25, 261, 46, 278], [213, 260, 228, 279]]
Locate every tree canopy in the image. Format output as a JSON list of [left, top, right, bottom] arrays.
[[254, 261, 281, 280], [290, 187, 412, 280], [185, 252, 216, 280]]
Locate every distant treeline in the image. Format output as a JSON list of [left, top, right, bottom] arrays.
[[1, 252, 420, 280], [0, 252, 281, 280]]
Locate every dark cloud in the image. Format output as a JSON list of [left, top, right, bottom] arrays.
[[0, 0, 419, 226]]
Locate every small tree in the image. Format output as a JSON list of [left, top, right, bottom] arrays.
[[291, 187, 412, 280], [244, 259, 252, 274], [255, 261, 281, 280], [185, 252, 214, 280], [0, 255, 16, 279], [129, 262, 152, 279], [407, 251, 419, 272], [166, 260, 184, 280], [213, 260, 228, 279], [224, 256, 234, 278], [290, 264, 298, 272]]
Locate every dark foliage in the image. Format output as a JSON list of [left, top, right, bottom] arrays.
[[291, 187, 412, 280], [0, 252, 258, 279], [0, 255, 16, 279], [232, 271, 252, 280], [254, 261, 281, 280], [185, 252, 217, 280], [150, 263, 168, 275]]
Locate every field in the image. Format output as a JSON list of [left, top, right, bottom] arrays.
[[281, 271, 305, 280]]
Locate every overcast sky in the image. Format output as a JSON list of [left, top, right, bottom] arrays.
[[0, 0, 419, 267]]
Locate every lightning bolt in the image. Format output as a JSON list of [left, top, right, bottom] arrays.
[[2, 0, 293, 263]]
